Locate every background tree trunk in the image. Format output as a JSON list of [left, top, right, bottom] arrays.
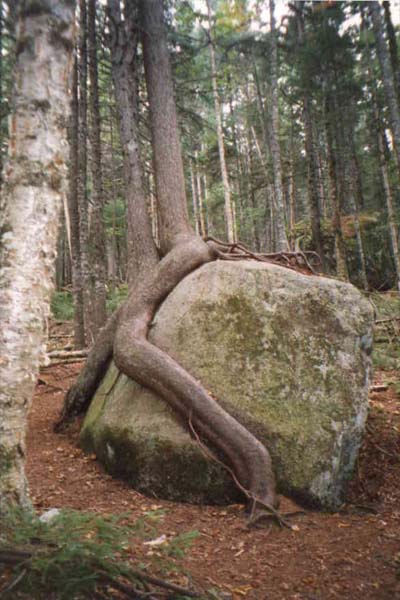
[[295, 3, 325, 269], [78, 0, 93, 343], [88, 0, 107, 336], [371, 1, 400, 173], [206, 0, 236, 244], [268, 0, 288, 252], [325, 96, 348, 280], [382, 1, 400, 104], [68, 55, 86, 349]]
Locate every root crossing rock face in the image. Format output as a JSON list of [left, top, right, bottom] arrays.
[[80, 261, 374, 510]]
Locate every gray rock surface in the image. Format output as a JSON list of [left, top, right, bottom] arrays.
[[81, 261, 374, 509]]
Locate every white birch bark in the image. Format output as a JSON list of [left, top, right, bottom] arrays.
[[0, 0, 75, 509]]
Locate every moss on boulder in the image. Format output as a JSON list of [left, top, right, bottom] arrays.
[[81, 261, 374, 510]]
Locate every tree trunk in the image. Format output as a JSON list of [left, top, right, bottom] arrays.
[[77, 0, 94, 344], [371, 1, 400, 173], [107, 0, 158, 284], [346, 122, 368, 291], [303, 98, 325, 268], [288, 114, 297, 251], [57, 0, 278, 515], [325, 96, 348, 281], [378, 124, 400, 291], [205, 0, 236, 244], [88, 0, 107, 335], [295, 3, 325, 269], [195, 152, 207, 237], [0, 0, 3, 192], [268, 0, 288, 252], [190, 161, 200, 235], [382, 1, 400, 103], [0, 0, 74, 509], [362, 7, 400, 291], [68, 55, 86, 349]]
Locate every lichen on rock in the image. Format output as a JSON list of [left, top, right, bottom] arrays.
[[81, 260, 374, 510]]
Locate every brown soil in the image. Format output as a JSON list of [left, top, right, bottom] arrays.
[[26, 356, 400, 600]]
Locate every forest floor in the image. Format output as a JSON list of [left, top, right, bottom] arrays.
[[26, 324, 400, 600]]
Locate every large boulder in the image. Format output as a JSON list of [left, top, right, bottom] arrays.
[[80, 261, 374, 510]]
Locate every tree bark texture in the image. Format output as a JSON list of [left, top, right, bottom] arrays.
[[0, 0, 3, 192], [77, 0, 93, 344], [68, 55, 86, 349], [88, 0, 107, 335], [57, 0, 278, 515], [0, 0, 74, 509], [107, 0, 159, 284], [140, 0, 193, 255]]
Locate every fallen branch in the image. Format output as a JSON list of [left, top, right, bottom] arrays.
[[375, 316, 400, 324], [37, 377, 65, 391], [0, 547, 203, 599], [48, 350, 89, 359], [48, 358, 87, 366], [370, 384, 389, 392], [0, 568, 27, 595], [129, 569, 201, 598]]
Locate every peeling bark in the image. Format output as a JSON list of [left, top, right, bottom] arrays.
[[0, 0, 74, 509]]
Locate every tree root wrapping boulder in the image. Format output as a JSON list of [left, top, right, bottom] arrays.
[[80, 261, 374, 510]]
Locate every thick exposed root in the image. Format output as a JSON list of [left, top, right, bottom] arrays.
[[54, 311, 119, 432], [56, 235, 279, 510], [113, 236, 278, 509], [206, 236, 320, 274]]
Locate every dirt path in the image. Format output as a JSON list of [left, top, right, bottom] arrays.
[[26, 363, 400, 600]]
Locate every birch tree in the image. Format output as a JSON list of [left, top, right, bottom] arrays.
[[0, 0, 75, 510]]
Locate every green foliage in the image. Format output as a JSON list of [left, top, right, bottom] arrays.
[[1, 507, 138, 599], [50, 291, 74, 321], [0, 507, 207, 599], [103, 198, 126, 241], [106, 283, 129, 314], [162, 530, 200, 559], [51, 284, 129, 321]]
